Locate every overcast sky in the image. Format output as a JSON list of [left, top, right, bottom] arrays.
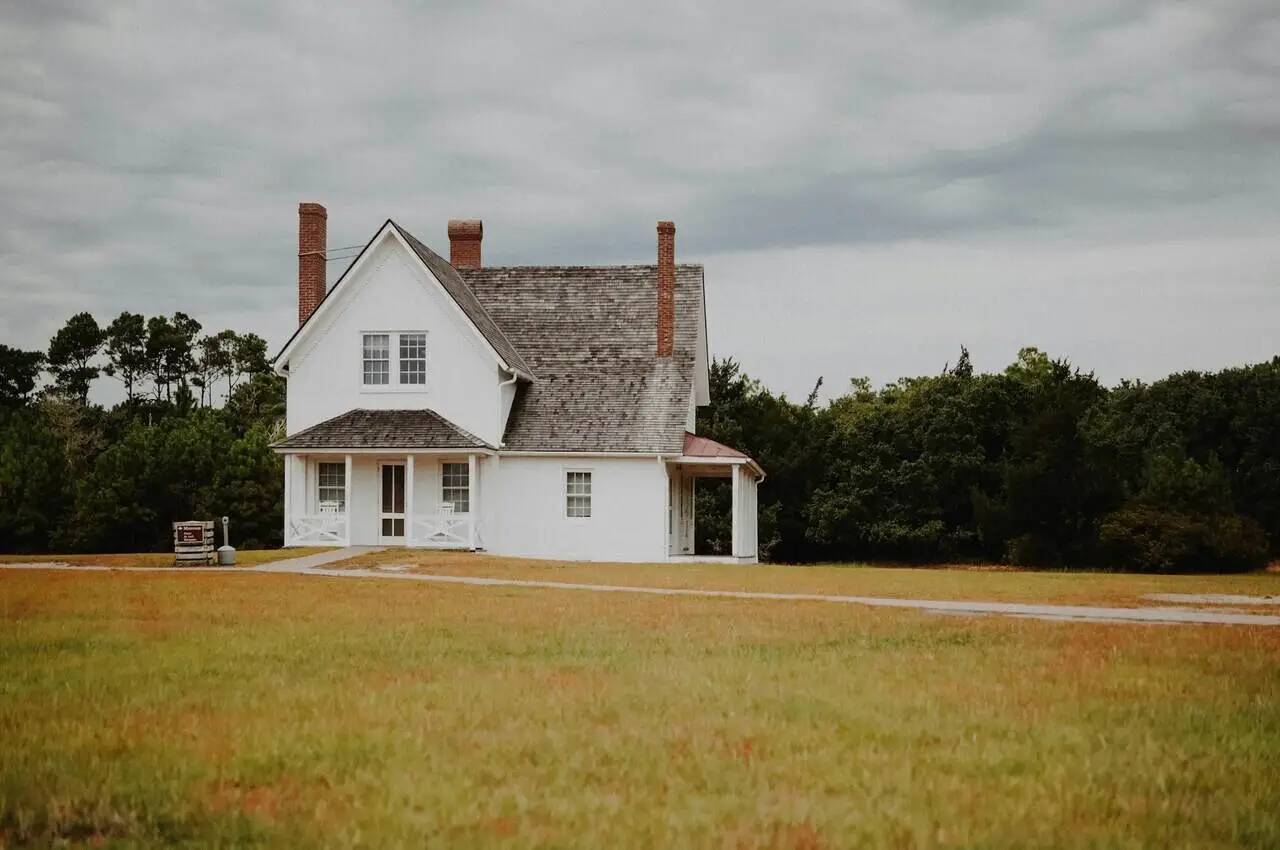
[[2, 0, 1278, 400]]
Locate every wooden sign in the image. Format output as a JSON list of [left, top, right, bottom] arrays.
[[173, 521, 215, 566], [175, 525, 206, 544]]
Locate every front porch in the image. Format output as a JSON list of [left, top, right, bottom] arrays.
[[282, 451, 487, 549]]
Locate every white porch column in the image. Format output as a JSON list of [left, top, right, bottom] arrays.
[[344, 453, 353, 546], [472, 454, 482, 549], [283, 452, 293, 545], [731, 464, 742, 558], [405, 454, 415, 546], [468, 453, 478, 550]]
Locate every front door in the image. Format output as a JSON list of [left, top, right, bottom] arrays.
[[379, 462, 406, 544]]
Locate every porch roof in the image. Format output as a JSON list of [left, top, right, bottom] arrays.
[[679, 431, 764, 477], [273, 409, 494, 451]]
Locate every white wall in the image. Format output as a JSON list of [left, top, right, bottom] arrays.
[[284, 235, 504, 444], [485, 455, 667, 562], [348, 456, 377, 545]]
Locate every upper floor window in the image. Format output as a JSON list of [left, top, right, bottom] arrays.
[[400, 333, 427, 385], [362, 334, 390, 385], [362, 331, 426, 388]]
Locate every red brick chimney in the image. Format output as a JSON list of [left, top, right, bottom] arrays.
[[657, 221, 676, 357], [448, 220, 483, 268], [297, 202, 327, 326]]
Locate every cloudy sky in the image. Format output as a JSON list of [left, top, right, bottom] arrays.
[[2, 0, 1278, 400]]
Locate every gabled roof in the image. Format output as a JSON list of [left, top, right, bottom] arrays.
[[462, 265, 704, 453], [390, 223, 536, 379], [273, 409, 493, 450], [272, 221, 535, 380]]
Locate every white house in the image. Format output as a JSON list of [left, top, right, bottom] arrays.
[[272, 204, 763, 562]]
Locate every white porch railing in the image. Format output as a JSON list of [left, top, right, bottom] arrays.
[[287, 511, 348, 546], [409, 505, 474, 549]]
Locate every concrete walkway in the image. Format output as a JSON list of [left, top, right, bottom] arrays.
[[273, 563, 1280, 626], [4, 551, 1278, 626]]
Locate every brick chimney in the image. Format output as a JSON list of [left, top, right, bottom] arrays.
[[657, 220, 676, 357], [448, 219, 483, 268], [297, 202, 327, 326]]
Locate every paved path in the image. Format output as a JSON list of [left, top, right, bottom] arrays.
[[1143, 592, 1279, 606], [4, 551, 1278, 626], [277, 563, 1280, 626]]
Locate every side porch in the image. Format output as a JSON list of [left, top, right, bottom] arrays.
[[666, 432, 764, 564]]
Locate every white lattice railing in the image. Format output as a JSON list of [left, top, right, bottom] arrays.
[[409, 507, 473, 548], [288, 512, 348, 546]]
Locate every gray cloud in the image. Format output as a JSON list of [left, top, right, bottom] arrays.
[[1, 0, 1277, 398]]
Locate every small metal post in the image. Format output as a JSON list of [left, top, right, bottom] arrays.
[[217, 515, 237, 566]]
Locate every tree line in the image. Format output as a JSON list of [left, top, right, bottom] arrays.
[[0, 312, 284, 553], [695, 348, 1280, 573], [2, 311, 1277, 572]]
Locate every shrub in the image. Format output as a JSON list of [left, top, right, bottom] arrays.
[[1098, 505, 1269, 573]]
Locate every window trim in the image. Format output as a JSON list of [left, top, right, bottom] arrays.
[[440, 460, 471, 514], [399, 332, 427, 386], [317, 461, 346, 513], [361, 333, 390, 387], [564, 468, 593, 520], [360, 330, 428, 392]]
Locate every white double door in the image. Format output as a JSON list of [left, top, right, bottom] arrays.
[[378, 462, 406, 544]]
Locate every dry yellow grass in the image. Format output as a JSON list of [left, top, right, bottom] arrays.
[[2, 569, 1278, 848], [0, 548, 331, 569], [337, 549, 1280, 608]]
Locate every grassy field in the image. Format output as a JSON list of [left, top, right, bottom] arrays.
[[2, 569, 1278, 848], [338, 549, 1280, 608], [0, 548, 332, 569]]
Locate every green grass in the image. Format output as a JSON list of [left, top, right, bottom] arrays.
[[2, 570, 1278, 848]]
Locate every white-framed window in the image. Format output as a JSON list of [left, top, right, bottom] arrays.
[[566, 470, 592, 518], [361, 331, 427, 388], [362, 333, 390, 385], [441, 462, 470, 513], [317, 462, 346, 512], [400, 333, 427, 385]]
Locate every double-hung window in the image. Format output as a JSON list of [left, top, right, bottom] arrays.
[[566, 471, 592, 518], [441, 462, 470, 513], [362, 334, 390, 385], [400, 333, 427, 385], [362, 331, 427, 387], [317, 462, 346, 512]]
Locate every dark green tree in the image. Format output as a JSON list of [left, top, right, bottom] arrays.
[[193, 331, 235, 406], [0, 345, 45, 409], [0, 408, 71, 552], [144, 313, 202, 401], [103, 312, 149, 405], [46, 312, 105, 402]]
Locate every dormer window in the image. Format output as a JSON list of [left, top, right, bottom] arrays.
[[362, 331, 427, 388]]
